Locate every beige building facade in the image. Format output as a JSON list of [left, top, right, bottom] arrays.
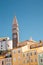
[[5, 58, 12, 65], [0, 56, 5, 65]]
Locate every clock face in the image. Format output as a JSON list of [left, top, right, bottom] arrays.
[[14, 35, 17, 38]]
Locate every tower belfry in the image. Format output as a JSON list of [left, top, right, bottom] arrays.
[[12, 16, 19, 48]]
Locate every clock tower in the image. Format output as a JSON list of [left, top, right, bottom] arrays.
[[12, 16, 19, 48]]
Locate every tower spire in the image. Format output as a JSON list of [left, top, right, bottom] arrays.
[[13, 16, 18, 25], [12, 16, 19, 48]]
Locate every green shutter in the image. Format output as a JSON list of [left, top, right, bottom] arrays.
[[38, 53, 43, 65]]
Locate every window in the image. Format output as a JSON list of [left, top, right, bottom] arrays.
[[34, 51, 36, 55], [6, 58, 11, 62], [1, 45, 3, 47], [7, 44, 9, 47], [18, 49, 20, 53], [27, 60, 29, 63], [30, 52, 32, 56], [1, 48, 2, 49], [26, 53, 29, 56], [34, 58, 37, 62], [23, 53, 25, 57], [30, 59, 33, 62], [18, 56, 21, 60], [40, 58, 43, 63]]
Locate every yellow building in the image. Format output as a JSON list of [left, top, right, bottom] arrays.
[[0, 37, 43, 65], [29, 49, 38, 65], [11, 39, 43, 65], [0, 56, 5, 65], [11, 41, 36, 65], [12, 47, 23, 65], [22, 44, 38, 65]]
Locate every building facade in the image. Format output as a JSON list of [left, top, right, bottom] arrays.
[[7, 40, 12, 50], [38, 53, 43, 65], [0, 56, 5, 65], [12, 47, 23, 65], [5, 58, 12, 65], [0, 37, 12, 51], [0, 37, 9, 51]]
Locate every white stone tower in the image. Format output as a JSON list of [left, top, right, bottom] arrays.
[[12, 16, 19, 48]]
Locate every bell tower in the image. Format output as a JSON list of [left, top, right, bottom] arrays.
[[12, 16, 19, 48]]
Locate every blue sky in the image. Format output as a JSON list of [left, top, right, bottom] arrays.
[[0, 0, 43, 42]]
